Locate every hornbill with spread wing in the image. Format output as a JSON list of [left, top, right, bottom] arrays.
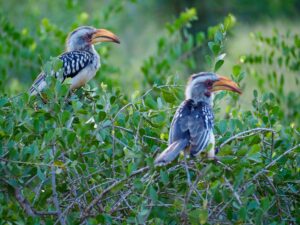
[[30, 26, 120, 95], [155, 72, 242, 165]]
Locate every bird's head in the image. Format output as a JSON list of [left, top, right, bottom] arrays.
[[185, 72, 242, 104], [66, 26, 120, 51]]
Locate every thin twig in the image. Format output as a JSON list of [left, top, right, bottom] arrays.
[[270, 131, 275, 161], [82, 166, 149, 219], [0, 157, 56, 168], [183, 153, 191, 186], [51, 145, 66, 225], [223, 176, 242, 205], [54, 180, 116, 225], [110, 189, 134, 213], [214, 198, 233, 218], [141, 84, 183, 100], [220, 128, 276, 149], [250, 143, 300, 182]]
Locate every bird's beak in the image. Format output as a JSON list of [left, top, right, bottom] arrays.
[[212, 75, 242, 94], [91, 29, 120, 44]]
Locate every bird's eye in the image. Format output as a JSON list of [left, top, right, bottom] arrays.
[[206, 80, 213, 87], [85, 34, 92, 41]]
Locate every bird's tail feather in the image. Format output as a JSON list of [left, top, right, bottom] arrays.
[[29, 72, 46, 95], [155, 139, 188, 165]]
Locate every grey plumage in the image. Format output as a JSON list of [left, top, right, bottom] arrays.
[[155, 99, 214, 165], [155, 72, 241, 165], [29, 51, 96, 95], [29, 26, 119, 96], [154, 139, 189, 164]]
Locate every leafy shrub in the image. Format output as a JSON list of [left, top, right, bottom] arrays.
[[0, 4, 299, 225]]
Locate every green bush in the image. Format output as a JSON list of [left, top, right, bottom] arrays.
[[0, 4, 299, 225]]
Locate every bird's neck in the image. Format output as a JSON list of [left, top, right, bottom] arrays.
[[189, 94, 213, 107], [67, 44, 97, 54]]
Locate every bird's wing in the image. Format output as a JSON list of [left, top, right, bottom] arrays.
[[169, 100, 214, 156], [188, 102, 214, 156], [29, 51, 94, 95], [155, 100, 214, 164], [59, 50, 94, 79], [168, 99, 193, 145]]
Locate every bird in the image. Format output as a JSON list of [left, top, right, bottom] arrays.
[[29, 26, 120, 95], [155, 72, 242, 165]]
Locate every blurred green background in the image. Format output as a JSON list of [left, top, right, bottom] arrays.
[[1, 0, 299, 95]]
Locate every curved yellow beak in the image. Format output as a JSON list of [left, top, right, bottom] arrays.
[[91, 29, 120, 44], [212, 75, 242, 94]]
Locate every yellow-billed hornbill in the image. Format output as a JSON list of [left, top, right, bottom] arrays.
[[155, 72, 242, 165], [30, 26, 120, 95]]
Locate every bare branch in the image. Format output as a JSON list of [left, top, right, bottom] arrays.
[[13, 185, 58, 217], [14, 187, 37, 217]]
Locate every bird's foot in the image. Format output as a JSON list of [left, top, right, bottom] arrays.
[[84, 91, 95, 101], [212, 156, 220, 164], [212, 156, 233, 171], [215, 147, 220, 154]]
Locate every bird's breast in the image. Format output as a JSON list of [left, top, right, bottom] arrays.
[[70, 64, 98, 89]]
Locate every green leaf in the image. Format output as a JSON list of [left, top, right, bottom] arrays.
[[196, 32, 205, 45], [217, 120, 227, 133], [52, 58, 63, 72], [224, 14, 236, 30], [98, 111, 106, 121], [149, 185, 158, 202], [189, 209, 208, 225], [144, 95, 157, 109], [232, 65, 241, 77], [162, 90, 176, 103], [214, 60, 224, 72], [214, 31, 223, 42], [160, 170, 169, 185], [199, 209, 208, 224], [238, 207, 247, 221], [247, 144, 262, 163], [133, 179, 143, 190], [0, 97, 9, 107], [37, 167, 46, 181], [208, 42, 221, 55]]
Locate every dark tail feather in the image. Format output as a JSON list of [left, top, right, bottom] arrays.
[[155, 139, 188, 165]]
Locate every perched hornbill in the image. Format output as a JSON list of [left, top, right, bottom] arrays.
[[30, 26, 120, 95], [155, 72, 242, 165]]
